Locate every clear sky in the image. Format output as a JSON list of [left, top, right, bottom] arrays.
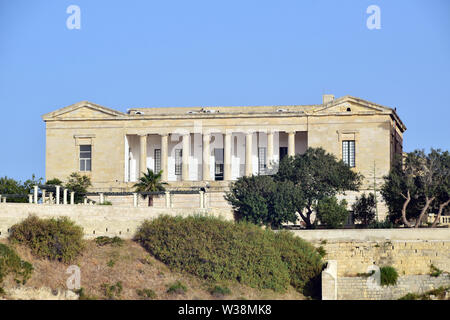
[[0, 0, 449, 182]]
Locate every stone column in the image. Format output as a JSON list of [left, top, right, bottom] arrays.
[[28, 194, 33, 203], [63, 189, 68, 205], [267, 130, 274, 169], [70, 192, 75, 205], [245, 132, 253, 176], [99, 193, 104, 204], [288, 131, 296, 157], [83, 197, 88, 205], [42, 189, 46, 204], [0, 195, 2, 202], [161, 134, 169, 182], [202, 133, 211, 181], [165, 191, 171, 208], [139, 134, 148, 177], [56, 186, 61, 205], [133, 193, 138, 207], [2, 197, 6, 203], [224, 132, 232, 180], [49, 192, 54, 205], [182, 133, 190, 181], [33, 186, 38, 204]]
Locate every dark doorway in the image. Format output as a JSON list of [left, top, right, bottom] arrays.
[[279, 147, 288, 161]]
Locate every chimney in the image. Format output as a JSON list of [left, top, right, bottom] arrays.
[[322, 94, 335, 104]]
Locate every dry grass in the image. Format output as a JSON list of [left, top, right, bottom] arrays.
[[0, 239, 305, 300]]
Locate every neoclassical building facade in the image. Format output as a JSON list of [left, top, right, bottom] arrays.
[[43, 95, 405, 201]]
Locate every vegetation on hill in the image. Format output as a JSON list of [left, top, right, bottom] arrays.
[[0, 243, 33, 295], [8, 215, 84, 263], [134, 215, 323, 296]]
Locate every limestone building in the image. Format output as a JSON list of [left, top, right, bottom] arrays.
[[43, 94, 405, 218]]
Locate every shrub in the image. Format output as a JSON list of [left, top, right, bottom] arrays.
[[0, 243, 33, 288], [167, 281, 187, 295], [429, 264, 443, 277], [136, 288, 157, 299], [368, 218, 395, 229], [380, 266, 399, 286], [134, 215, 323, 294], [65, 172, 92, 204], [95, 236, 123, 247], [209, 285, 231, 297], [98, 201, 112, 206], [74, 287, 98, 300], [352, 193, 376, 225], [9, 215, 84, 263], [315, 197, 348, 229], [101, 281, 123, 300], [273, 231, 324, 297]]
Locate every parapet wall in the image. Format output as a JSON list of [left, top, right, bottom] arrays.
[[0, 203, 233, 239]]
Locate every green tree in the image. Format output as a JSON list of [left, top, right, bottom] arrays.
[[65, 172, 92, 203], [275, 147, 362, 228], [352, 193, 376, 226], [45, 178, 63, 185], [314, 196, 348, 229], [0, 174, 42, 203], [225, 175, 303, 228], [381, 149, 450, 227], [133, 169, 167, 206]]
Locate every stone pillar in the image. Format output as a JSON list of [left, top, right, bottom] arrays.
[[2, 197, 6, 203], [83, 197, 88, 205], [199, 191, 204, 209], [56, 186, 61, 205], [133, 193, 138, 207], [322, 260, 338, 300], [33, 186, 38, 204], [267, 131, 274, 169], [28, 194, 33, 203], [70, 192, 75, 205], [139, 134, 148, 177], [182, 133, 190, 181], [245, 132, 253, 176], [224, 132, 232, 180], [63, 189, 68, 205], [49, 192, 54, 205], [42, 189, 46, 204], [0, 195, 2, 203], [161, 134, 169, 182], [99, 193, 104, 204], [165, 191, 171, 208], [288, 131, 296, 157], [202, 133, 211, 181]]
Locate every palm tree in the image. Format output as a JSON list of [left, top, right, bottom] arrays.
[[133, 169, 167, 206]]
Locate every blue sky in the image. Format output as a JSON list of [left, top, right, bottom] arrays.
[[0, 0, 449, 182]]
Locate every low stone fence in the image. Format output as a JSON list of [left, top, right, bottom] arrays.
[[0, 203, 233, 239]]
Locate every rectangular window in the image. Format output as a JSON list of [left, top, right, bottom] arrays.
[[80, 145, 92, 171], [258, 147, 267, 174], [342, 140, 355, 167], [154, 149, 161, 173], [214, 148, 224, 181], [175, 149, 182, 176]]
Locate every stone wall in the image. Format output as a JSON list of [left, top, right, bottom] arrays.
[[0, 203, 233, 239], [337, 274, 450, 300], [288, 229, 450, 276]]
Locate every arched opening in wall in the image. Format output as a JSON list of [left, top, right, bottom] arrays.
[[346, 107, 352, 112]]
